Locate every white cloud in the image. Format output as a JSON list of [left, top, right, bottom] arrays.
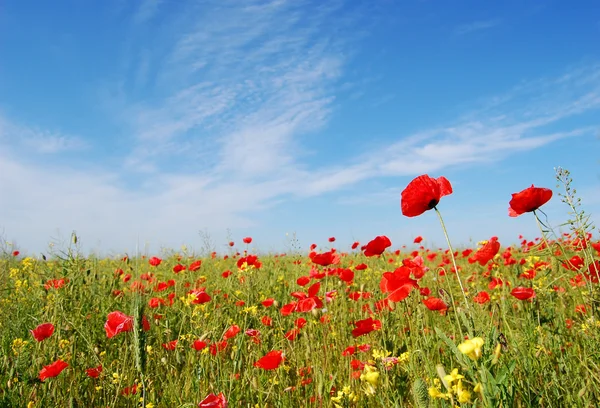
[[0, 117, 88, 154], [122, 0, 348, 177]]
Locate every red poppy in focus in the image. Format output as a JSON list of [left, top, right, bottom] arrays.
[[363, 236, 392, 257], [39, 360, 68, 381], [310, 250, 340, 267], [30, 323, 55, 342], [192, 340, 208, 351], [351, 317, 381, 337], [198, 392, 228, 408], [511, 287, 535, 300], [104, 311, 150, 338], [86, 365, 103, 378], [423, 297, 448, 313], [473, 237, 500, 266], [508, 185, 552, 217], [401, 175, 453, 217], [254, 350, 284, 370], [243, 237, 252, 244], [149, 256, 162, 267], [380, 267, 419, 302]]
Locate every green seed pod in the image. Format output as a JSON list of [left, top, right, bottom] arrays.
[[412, 377, 430, 408]]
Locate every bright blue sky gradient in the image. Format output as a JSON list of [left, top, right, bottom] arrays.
[[1, 0, 599, 255]]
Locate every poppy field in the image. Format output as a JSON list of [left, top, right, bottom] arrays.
[[1, 169, 600, 407]]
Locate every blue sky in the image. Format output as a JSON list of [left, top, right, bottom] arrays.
[[1, 0, 599, 256]]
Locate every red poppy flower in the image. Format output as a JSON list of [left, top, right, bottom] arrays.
[[351, 317, 381, 337], [162, 340, 178, 350], [148, 256, 162, 266], [104, 311, 150, 338], [12, 250, 20, 256], [328, 236, 336, 242], [189, 260, 202, 271], [30, 323, 55, 342], [380, 267, 419, 302], [229, 241, 235, 247], [254, 350, 284, 370], [261, 316, 273, 326], [198, 392, 228, 408], [295, 317, 307, 329], [86, 365, 103, 378], [511, 287, 536, 300], [473, 237, 500, 266], [210, 340, 228, 355], [39, 360, 68, 381], [473, 291, 490, 304], [508, 185, 552, 217], [413, 236, 423, 244], [562, 255, 585, 271], [401, 175, 453, 217], [296, 276, 311, 286], [192, 340, 208, 351], [423, 297, 448, 313], [173, 264, 186, 273], [342, 346, 356, 356], [363, 236, 392, 257], [188, 289, 211, 304], [245, 329, 260, 337], [351, 241, 360, 250], [122, 384, 138, 395], [44, 278, 67, 290], [284, 328, 300, 341], [243, 237, 252, 244], [338, 268, 354, 284], [223, 325, 241, 340], [261, 298, 275, 307], [310, 250, 340, 267]]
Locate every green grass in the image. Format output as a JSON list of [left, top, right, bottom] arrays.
[[1, 233, 599, 408]]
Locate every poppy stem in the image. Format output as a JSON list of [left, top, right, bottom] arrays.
[[533, 210, 553, 256], [434, 207, 472, 317]]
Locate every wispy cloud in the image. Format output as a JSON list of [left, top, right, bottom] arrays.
[[123, 0, 350, 178], [455, 19, 501, 35], [0, 116, 88, 154], [133, 0, 163, 24]]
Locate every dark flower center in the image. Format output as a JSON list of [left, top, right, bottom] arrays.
[[427, 199, 439, 209]]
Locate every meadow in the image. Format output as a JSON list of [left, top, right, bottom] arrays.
[[1, 168, 599, 407]]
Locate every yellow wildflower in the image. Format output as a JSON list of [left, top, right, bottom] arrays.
[[360, 365, 379, 387], [443, 368, 464, 386], [457, 337, 484, 361], [428, 387, 450, 400]]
